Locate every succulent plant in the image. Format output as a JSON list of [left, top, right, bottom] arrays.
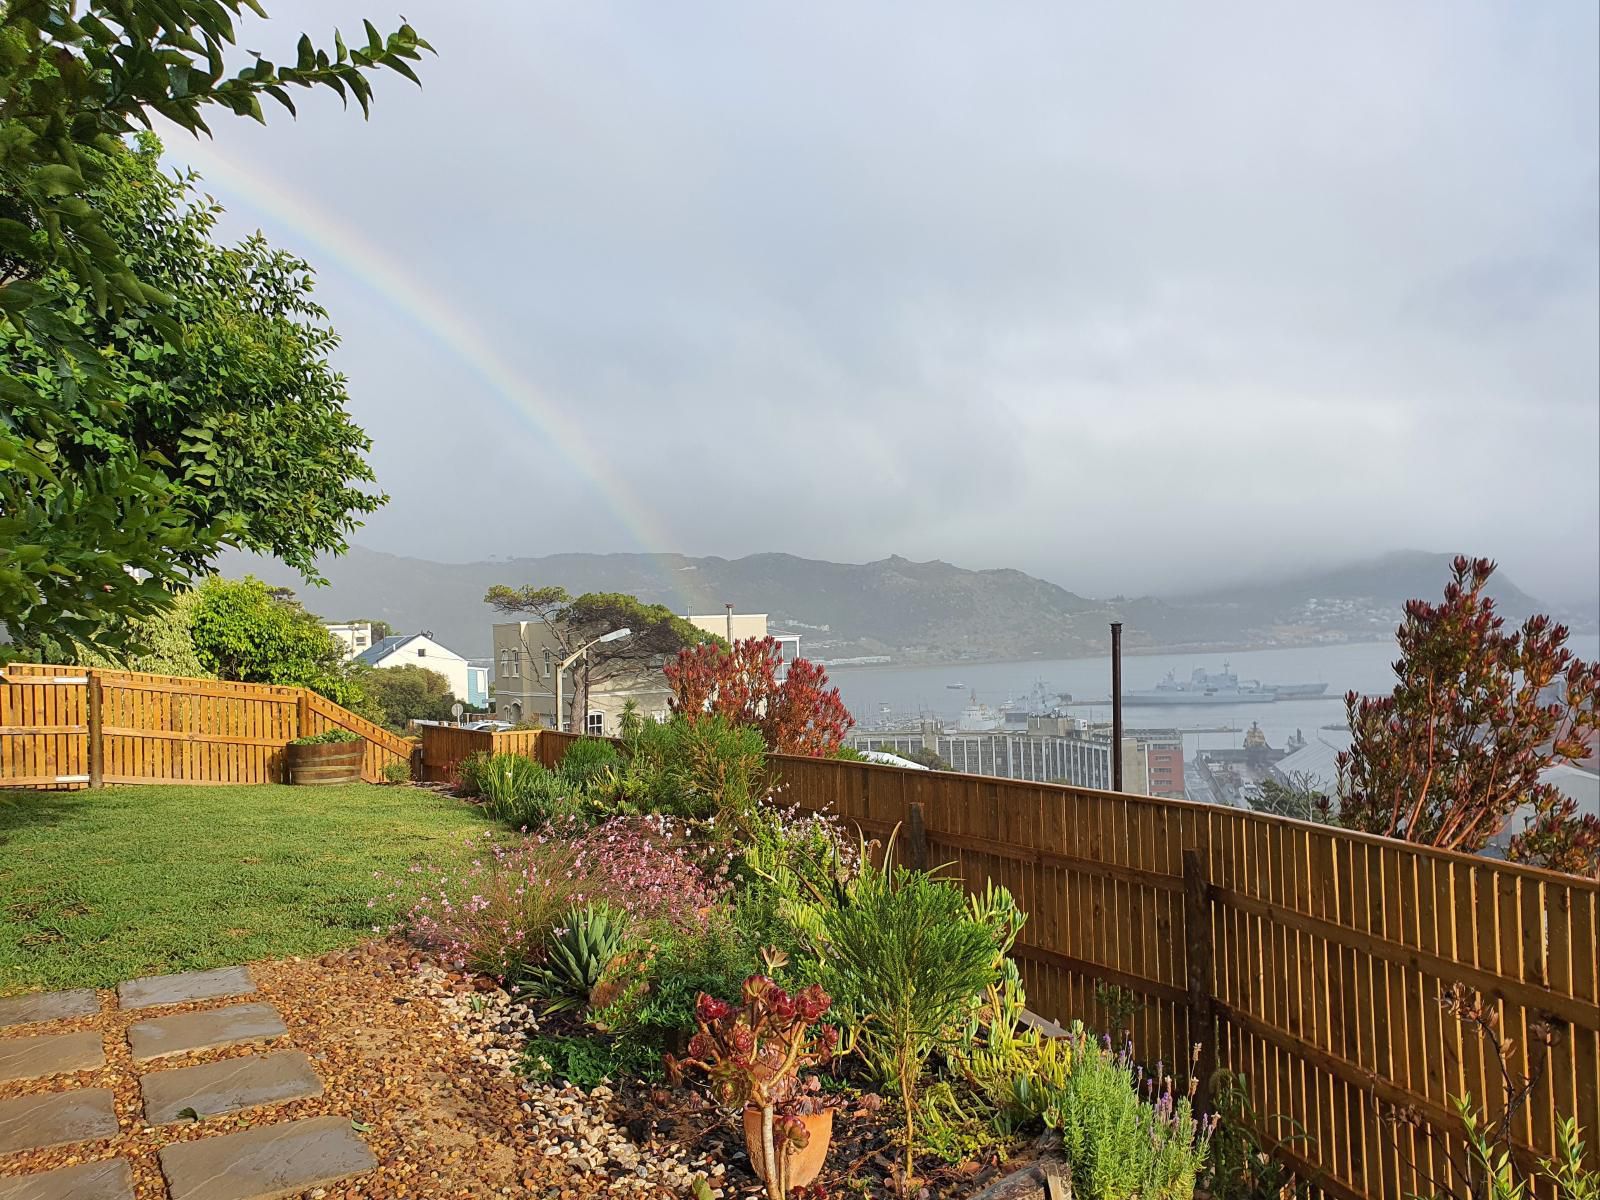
[[530, 902, 630, 1014]]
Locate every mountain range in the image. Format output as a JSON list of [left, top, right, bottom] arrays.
[[221, 547, 1594, 665]]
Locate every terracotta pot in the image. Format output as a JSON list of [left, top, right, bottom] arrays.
[[742, 1106, 833, 1189], [287, 740, 364, 785]]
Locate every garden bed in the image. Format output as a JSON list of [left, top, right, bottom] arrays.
[[387, 722, 1219, 1200]]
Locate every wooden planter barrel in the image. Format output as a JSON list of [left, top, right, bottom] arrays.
[[287, 740, 364, 785]]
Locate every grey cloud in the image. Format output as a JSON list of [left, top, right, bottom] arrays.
[[171, 0, 1598, 602]]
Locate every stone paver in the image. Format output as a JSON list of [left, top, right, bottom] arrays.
[[0, 990, 99, 1031], [0, 1089, 118, 1154], [140, 1050, 322, 1125], [116, 966, 255, 1011], [158, 1116, 375, 1200], [0, 1158, 134, 1200], [128, 1003, 288, 1063], [0, 1031, 104, 1083]]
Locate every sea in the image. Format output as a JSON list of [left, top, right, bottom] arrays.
[[827, 636, 1600, 760]]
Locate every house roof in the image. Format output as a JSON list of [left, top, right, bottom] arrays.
[[1273, 730, 1352, 793], [353, 634, 419, 667]]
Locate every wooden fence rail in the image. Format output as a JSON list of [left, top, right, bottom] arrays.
[[1, 665, 412, 786], [529, 729, 1600, 1200]]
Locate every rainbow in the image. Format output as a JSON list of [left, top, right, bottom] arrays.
[[167, 136, 702, 612]]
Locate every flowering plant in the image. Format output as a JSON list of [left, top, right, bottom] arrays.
[[667, 965, 838, 1200], [379, 816, 729, 983]]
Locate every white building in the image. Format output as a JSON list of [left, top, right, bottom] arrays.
[[354, 632, 489, 708], [325, 621, 377, 658]]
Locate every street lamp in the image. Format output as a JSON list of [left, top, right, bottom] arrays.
[[553, 628, 631, 733]]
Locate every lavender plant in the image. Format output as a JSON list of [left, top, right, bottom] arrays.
[[1042, 1023, 1215, 1200]]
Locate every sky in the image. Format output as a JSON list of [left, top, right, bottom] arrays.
[[165, 1, 1599, 604]]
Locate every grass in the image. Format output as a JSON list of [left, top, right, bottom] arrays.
[[0, 783, 492, 995]]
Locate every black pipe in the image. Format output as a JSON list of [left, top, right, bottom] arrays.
[[1111, 621, 1124, 792]]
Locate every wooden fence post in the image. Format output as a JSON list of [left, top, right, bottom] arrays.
[[1182, 847, 1215, 1114], [292, 690, 311, 783], [86, 670, 103, 789], [905, 801, 929, 872]]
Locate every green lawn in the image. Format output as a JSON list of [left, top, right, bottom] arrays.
[[0, 783, 490, 994]]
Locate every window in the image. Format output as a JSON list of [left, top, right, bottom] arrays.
[[417, 647, 426, 657], [543, 649, 553, 679], [585, 711, 605, 736]]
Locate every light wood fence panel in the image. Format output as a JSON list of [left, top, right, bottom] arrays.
[[0, 665, 89, 787], [1, 666, 413, 788]]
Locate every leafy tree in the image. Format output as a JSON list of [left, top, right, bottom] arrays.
[[484, 585, 712, 731], [360, 663, 455, 731], [1, 1, 430, 647], [1, 588, 209, 677], [1250, 771, 1332, 823], [189, 576, 366, 711], [903, 747, 949, 771], [344, 617, 396, 640], [1337, 556, 1600, 877], [4, 136, 385, 646], [665, 636, 855, 756]]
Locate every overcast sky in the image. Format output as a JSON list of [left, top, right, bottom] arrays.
[[168, 2, 1599, 603]]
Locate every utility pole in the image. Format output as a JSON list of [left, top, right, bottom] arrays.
[[1111, 621, 1124, 792], [725, 602, 734, 644]]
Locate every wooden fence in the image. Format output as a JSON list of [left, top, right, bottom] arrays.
[[531, 729, 1599, 1200], [0, 664, 413, 786], [415, 726, 542, 783]]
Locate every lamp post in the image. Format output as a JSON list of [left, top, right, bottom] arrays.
[[553, 628, 631, 734]]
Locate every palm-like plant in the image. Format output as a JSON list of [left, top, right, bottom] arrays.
[[530, 902, 630, 1014]]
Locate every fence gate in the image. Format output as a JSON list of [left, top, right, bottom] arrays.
[[0, 670, 94, 788]]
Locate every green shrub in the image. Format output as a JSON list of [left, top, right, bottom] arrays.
[[530, 902, 630, 1015], [290, 728, 363, 746], [1039, 1023, 1210, 1200], [456, 749, 491, 797], [475, 754, 573, 828], [381, 760, 412, 784], [519, 1031, 663, 1090], [558, 736, 621, 791], [593, 912, 764, 1042], [609, 713, 767, 823], [818, 861, 1006, 1183]]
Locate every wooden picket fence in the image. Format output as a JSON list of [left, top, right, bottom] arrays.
[[531, 728, 1599, 1200], [0, 664, 413, 786]]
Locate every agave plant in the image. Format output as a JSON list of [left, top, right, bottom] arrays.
[[530, 902, 630, 1014]]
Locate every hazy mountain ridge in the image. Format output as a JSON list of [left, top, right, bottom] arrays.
[[222, 547, 1592, 664]]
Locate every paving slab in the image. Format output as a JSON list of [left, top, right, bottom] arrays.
[[0, 1030, 104, 1083], [128, 1003, 288, 1063], [140, 1050, 322, 1125], [0, 1158, 134, 1200], [116, 966, 255, 1011], [0, 990, 100, 1031], [159, 1115, 376, 1200], [0, 1089, 118, 1154]]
